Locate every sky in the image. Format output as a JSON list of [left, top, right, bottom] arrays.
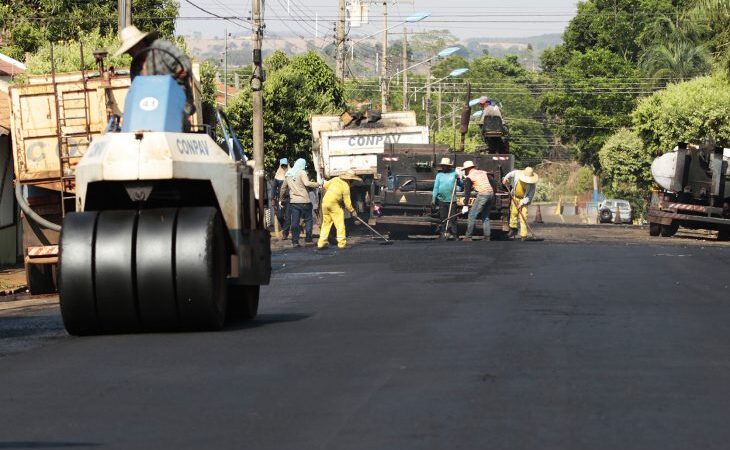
[[175, 0, 580, 41]]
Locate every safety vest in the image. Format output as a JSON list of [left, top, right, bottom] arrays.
[[468, 169, 493, 194]]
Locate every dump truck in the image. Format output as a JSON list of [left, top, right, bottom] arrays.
[[371, 143, 514, 238], [8, 50, 206, 293], [311, 111, 429, 218], [59, 47, 270, 334], [647, 142, 730, 239]]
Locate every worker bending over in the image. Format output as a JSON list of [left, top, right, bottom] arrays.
[[317, 170, 362, 250], [502, 167, 539, 240], [461, 160, 495, 241]]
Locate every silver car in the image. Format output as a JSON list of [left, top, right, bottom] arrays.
[[599, 199, 632, 223]]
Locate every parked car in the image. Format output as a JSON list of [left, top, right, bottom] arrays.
[[599, 199, 632, 223]]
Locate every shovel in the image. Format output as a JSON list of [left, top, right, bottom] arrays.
[[354, 215, 394, 245]]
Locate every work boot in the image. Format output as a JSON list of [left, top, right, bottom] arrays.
[[483, 235, 491, 242], [507, 228, 517, 239], [292, 242, 301, 248], [463, 236, 472, 242], [446, 233, 456, 241]]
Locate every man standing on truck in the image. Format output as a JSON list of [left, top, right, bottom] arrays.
[[461, 161, 495, 241], [114, 26, 196, 118], [282, 158, 319, 247], [317, 170, 362, 250], [271, 158, 290, 240], [432, 157, 461, 240], [502, 167, 539, 240]]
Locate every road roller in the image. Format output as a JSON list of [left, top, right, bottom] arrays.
[[58, 72, 271, 335]]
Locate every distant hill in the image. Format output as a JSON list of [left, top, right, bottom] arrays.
[[464, 33, 563, 52]]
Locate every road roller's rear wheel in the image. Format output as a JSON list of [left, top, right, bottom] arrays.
[[59, 207, 229, 334], [227, 285, 260, 321]]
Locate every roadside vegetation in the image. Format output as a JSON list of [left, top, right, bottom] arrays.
[[3, 0, 730, 213]]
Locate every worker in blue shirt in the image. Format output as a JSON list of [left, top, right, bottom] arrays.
[[431, 157, 462, 240]]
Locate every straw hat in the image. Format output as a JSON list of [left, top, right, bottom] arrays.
[[439, 157, 453, 167], [114, 26, 159, 57], [340, 169, 362, 182], [462, 160, 475, 170], [519, 167, 539, 184]]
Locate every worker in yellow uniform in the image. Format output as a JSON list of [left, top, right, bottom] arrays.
[[502, 167, 539, 240], [317, 169, 362, 250]]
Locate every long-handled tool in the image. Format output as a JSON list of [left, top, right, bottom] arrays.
[[443, 171, 460, 238], [507, 189, 543, 241], [354, 215, 394, 245]]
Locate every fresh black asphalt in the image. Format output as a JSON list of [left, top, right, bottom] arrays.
[[1, 237, 729, 449]]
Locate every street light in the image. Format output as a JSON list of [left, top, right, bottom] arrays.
[[349, 11, 431, 50], [387, 46, 461, 111], [411, 66, 469, 134]]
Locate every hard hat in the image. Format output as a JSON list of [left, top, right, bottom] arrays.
[[114, 26, 159, 57]]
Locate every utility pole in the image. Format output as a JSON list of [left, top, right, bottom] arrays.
[[425, 61, 432, 132], [224, 28, 228, 107], [118, 0, 131, 34], [437, 84, 442, 131], [252, 0, 265, 223], [380, 1, 388, 112], [402, 27, 408, 111], [336, 0, 346, 82]]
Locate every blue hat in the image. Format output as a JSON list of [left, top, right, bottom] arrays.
[[280, 158, 288, 165]]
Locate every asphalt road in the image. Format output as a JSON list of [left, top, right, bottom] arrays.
[[1, 228, 730, 449]]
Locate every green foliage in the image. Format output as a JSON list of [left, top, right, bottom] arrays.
[[199, 60, 219, 127], [560, 0, 691, 62], [225, 51, 345, 174], [409, 30, 459, 60], [0, 0, 178, 61], [639, 15, 712, 83], [598, 128, 653, 195], [542, 49, 640, 170], [24, 29, 131, 74], [632, 74, 730, 153]]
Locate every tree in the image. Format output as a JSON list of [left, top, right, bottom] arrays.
[[0, 0, 178, 61], [542, 49, 640, 170], [639, 15, 711, 83], [225, 51, 345, 174], [632, 74, 730, 154], [688, 0, 730, 77], [599, 128, 653, 194]]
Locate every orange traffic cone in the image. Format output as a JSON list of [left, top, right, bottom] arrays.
[[613, 206, 622, 224], [534, 204, 544, 224]]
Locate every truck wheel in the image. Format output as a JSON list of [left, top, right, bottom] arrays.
[[136, 209, 178, 329], [59, 211, 100, 335], [227, 285, 260, 321], [660, 222, 679, 237], [718, 229, 730, 241], [649, 222, 661, 236], [599, 209, 612, 223], [175, 207, 227, 331]]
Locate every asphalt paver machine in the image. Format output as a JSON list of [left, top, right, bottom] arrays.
[[59, 55, 271, 335]]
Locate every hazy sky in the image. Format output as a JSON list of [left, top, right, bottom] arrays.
[[176, 0, 579, 41]]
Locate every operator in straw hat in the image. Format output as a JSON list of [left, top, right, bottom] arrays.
[[502, 167, 539, 240], [114, 25, 196, 118], [432, 157, 462, 240]]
